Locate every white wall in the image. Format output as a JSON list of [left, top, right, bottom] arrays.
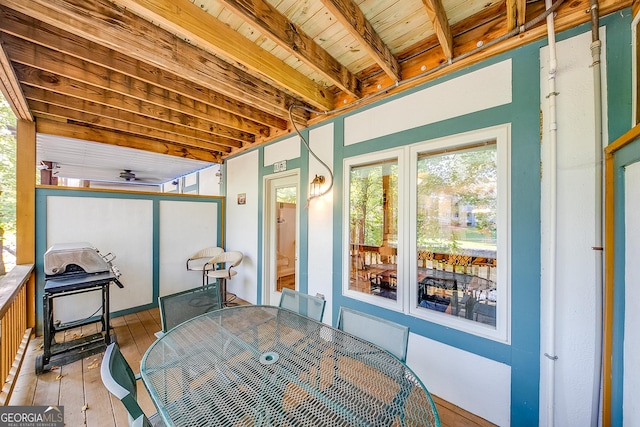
[[409, 333, 511, 426], [225, 150, 260, 303], [159, 200, 219, 296], [264, 135, 300, 166], [624, 162, 640, 425], [539, 29, 606, 426], [307, 124, 334, 322], [344, 60, 512, 146], [46, 196, 154, 321], [44, 193, 222, 323], [198, 164, 222, 196]]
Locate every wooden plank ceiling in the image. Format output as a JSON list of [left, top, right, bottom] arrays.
[[0, 0, 631, 174]]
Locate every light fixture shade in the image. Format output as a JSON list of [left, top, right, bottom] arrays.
[[310, 174, 325, 197]]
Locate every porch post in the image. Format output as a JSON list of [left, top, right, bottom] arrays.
[[16, 119, 36, 328]]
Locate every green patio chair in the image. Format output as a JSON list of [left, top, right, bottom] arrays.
[[278, 288, 326, 322], [156, 283, 222, 338], [100, 343, 162, 427], [337, 306, 409, 362]]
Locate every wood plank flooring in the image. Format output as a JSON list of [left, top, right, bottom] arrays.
[[9, 307, 494, 427], [10, 309, 161, 426]]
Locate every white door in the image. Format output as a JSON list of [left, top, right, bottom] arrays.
[[264, 172, 299, 305]]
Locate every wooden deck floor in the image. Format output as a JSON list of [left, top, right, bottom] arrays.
[[9, 307, 494, 427]]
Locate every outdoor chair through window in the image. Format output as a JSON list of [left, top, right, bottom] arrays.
[[278, 288, 326, 322], [337, 306, 409, 362], [101, 343, 162, 427], [155, 283, 222, 338]]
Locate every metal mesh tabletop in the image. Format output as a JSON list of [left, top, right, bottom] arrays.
[[141, 305, 440, 427]]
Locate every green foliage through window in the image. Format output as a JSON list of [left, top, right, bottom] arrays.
[[0, 94, 17, 275], [349, 161, 398, 247], [416, 144, 497, 254]]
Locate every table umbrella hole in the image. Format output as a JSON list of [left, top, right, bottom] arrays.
[[259, 352, 279, 365]]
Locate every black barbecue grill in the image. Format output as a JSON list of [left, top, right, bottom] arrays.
[[36, 242, 124, 374]]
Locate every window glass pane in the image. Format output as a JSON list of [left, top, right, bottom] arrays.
[[416, 144, 497, 327], [349, 160, 398, 301], [0, 94, 16, 277]]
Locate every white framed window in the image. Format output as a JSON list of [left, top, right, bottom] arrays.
[[343, 148, 405, 311], [342, 125, 510, 342], [409, 125, 510, 343]]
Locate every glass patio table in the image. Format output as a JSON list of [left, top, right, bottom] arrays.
[[140, 305, 440, 426]]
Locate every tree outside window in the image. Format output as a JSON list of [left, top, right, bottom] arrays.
[[416, 144, 498, 326], [349, 160, 398, 301], [0, 94, 17, 276]]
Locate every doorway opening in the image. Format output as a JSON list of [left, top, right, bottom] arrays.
[[264, 171, 299, 305]]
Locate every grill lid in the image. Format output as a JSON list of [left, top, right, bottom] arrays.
[[44, 242, 111, 276]]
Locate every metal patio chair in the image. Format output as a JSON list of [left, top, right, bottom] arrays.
[[337, 306, 409, 362], [156, 283, 222, 338], [278, 288, 326, 322], [101, 343, 162, 427]]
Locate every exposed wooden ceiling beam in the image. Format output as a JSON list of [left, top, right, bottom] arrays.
[[6, 44, 269, 139], [330, 0, 628, 113], [19, 76, 254, 145], [23, 86, 243, 149], [421, 0, 453, 61], [0, 5, 295, 130], [109, 0, 334, 110], [217, 0, 361, 98], [0, 40, 30, 120], [36, 118, 222, 163], [507, 0, 527, 31], [320, 0, 401, 82], [29, 101, 232, 154], [0, 0, 321, 120]]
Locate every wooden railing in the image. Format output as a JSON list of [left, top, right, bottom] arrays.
[[351, 244, 497, 281], [0, 265, 34, 405]]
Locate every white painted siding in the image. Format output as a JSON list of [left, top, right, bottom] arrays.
[[46, 196, 154, 320], [624, 162, 640, 425], [409, 333, 511, 426], [225, 150, 260, 304], [159, 200, 219, 296], [344, 59, 512, 146], [307, 123, 334, 323], [539, 29, 607, 426], [263, 135, 301, 167]]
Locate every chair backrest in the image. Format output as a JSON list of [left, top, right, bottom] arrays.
[[101, 343, 153, 427], [186, 247, 224, 271], [337, 306, 409, 362], [159, 283, 222, 333], [209, 250, 244, 270], [278, 288, 326, 322]]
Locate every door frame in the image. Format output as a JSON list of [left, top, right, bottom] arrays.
[[262, 169, 300, 306]]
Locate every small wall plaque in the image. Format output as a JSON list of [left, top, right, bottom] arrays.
[[273, 160, 287, 172], [237, 193, 246, 205]]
